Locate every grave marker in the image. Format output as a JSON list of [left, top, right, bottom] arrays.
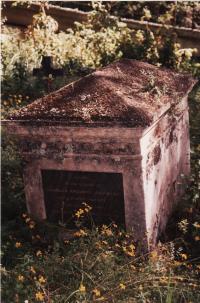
[[4, 59, 197, 250], [33, 56, 64, 91], [33, 56, 64, 77]]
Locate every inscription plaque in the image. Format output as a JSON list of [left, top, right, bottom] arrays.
[[42, 170, 125, 227]]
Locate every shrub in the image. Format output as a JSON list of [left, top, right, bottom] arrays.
[[2, 2, 199, 78]]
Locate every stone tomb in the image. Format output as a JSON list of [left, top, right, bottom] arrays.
[[4, 59, 196, 249]]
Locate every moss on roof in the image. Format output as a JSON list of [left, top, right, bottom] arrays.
[[9, 59, 196, 127]]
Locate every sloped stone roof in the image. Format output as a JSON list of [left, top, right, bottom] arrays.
[[9, 59, 196, 127]]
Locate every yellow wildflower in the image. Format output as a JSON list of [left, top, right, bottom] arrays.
[[75, 208, 84, 218], [123, 244, 135, 257], [95, 242, 102, 249], [36, 250, 42, 257], [160, 276, 168, 283], [101, 225, 113, 236], [180, 253, 188, 260], [119, 283, 126, 290], [30, 266, 36, 274], [129, 244, 135, 250], [29, 221, 35, 229], [79, 229, 87, 236], [184, 48, 194, 60], [173, 261, 181, 267], [25, 217, 31, 223], [150, 250, 158, 259], [139, 285, 143, 291], [93, 288, 101, 297], [194, 236, 200, 241], [17, 275, 24, 282], [74, 229, 88, 237], [126, 250, 135, 257], [193, 222, 200, 228], [38, 276, 46, 284], [35, 291, 44, 301], [82, 202, 92, 212], [105, 228, 113, 236], [79, 283, 86, 292], [102, 240, 108, 245], [15, 242, 22, 248]]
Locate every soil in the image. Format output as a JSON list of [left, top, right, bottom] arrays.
[[8, 59, 195, 127]]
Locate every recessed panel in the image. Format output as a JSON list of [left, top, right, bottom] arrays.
[[42, 170, 125, 228]]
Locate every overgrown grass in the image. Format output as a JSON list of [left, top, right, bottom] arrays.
[[1, 211, 200, 303]]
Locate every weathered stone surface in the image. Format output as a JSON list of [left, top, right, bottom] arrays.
[[140, 96, 191, 247], [8, 59, 195, 127]]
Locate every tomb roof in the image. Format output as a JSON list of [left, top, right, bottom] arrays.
[[8, 59, 196, 127]]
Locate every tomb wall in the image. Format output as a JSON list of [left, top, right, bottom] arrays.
[[140, 95, 190, 247], [4, 122, 148, 246]]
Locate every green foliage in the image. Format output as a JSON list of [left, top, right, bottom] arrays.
[[109, 1, 200, 29], [2, 213, 200, 303], [1, 132, 26, 223], [2, 2, 199, 80], [2, 2, 131, 76], [44, 1, 200, 29]]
